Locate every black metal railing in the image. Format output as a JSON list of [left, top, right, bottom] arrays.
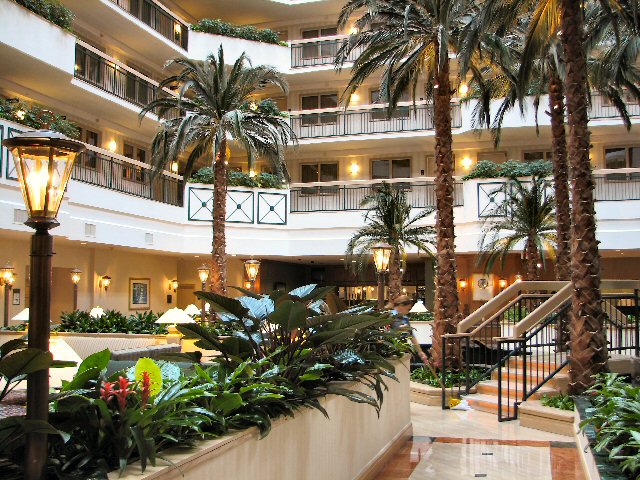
[[290, 104, 462, 139], [290, 181, 464, 212], [590, 95, 640, 120], [72, 150, 183, 206], [107, 0, 188, 49], [290, 38, 362, 68]]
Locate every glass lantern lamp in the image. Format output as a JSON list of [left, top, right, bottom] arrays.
[[371, 242, 392, 310], [244, 259, 260, 292]]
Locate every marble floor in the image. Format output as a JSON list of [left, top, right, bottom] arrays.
[[376, 404, 585, 480]]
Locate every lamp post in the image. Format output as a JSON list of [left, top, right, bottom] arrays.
[[371, 242, 392, 310], [244, 258, 260, 292], [70, 268, 81, 310], [197, 264, 209, 320], [1, 263, 15, 327], [3, 127, 85, 480]]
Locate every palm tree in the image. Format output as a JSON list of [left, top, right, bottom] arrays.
[[477, 177, 557, 280], [336, 0, 484, 368], [346, 182, 435, 301], [141, 47, 296, 295]]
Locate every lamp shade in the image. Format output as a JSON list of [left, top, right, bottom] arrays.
[[371, 242, 392, 273], [2, 130, 85, 223], [244, 259, 260, 282], [184, 304, 201, 316], [197, 264, 209, 283], [155, 307, 196, 324], [89, 306, 104, 318], [70, 268, 82, 285], [409, 300, 428, 314], [12, 308, 29, 321]]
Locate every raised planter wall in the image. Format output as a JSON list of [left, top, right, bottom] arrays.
[[114, 356, 411, 480]]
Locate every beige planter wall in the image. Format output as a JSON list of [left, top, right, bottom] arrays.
[[115, 357, 411, 480]]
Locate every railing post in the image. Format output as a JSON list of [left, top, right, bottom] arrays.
[[464, 335, 471, 394], [635, 289, 639, 357], [521, 338, 527, 405], [441, 335, 447, 409], [497, 339, 503, 421]]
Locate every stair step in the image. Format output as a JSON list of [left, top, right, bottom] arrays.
[[461, 393, 517, 416], [476, 380, 558, 400], [507, 357, 566, 370], [491, 368, 569, 385]]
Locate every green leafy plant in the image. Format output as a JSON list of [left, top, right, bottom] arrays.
[[410, 366, 486, 388], [580, 374, 640, 478], [13, 0, 74, 31], [188, 166, 287, 189], [463, 160, 553, 180], [540, 393, 575, 411], [0, 98, 80, 139], [54, 310, 168, 335], [191, 18, 285, 45], [410, 312, 434, 322], [0, 323, 27, 332]]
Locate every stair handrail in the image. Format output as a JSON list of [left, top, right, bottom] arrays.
[[468, 294, 553, 337], [513, 283, 573, 337]]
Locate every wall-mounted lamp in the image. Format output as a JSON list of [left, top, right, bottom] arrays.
[[100, 275, 111, 291], [514, 274, 523, 283], [458, 279, 468, 290], [170, 161, 179, 173], [244, 259, 261, 292], [350, 92, 360, 103], [0, 263, 15, 328], [459, 83, 469, 96], [349, 25, 358, 35], [461, 157, 474, 170], [174, 23, 182, 35], [244, 281, 252, 289], [349, 162, 360, 175], [498, 278, 508, 290], [70, 268, 81, 310], [106, 140, 117, 152], [169, 279, 179, 293]]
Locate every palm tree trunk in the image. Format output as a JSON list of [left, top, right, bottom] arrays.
[[430, 48, 461, 371], [560, 0, 608, 394], [210, 139, 228, 295], [524, 235, 540, 281], [388, 250, 402, 301], [548, 71, 571, 282]]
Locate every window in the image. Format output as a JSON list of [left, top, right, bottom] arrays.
[[523, 151, 552, 162], [300, 93, 339, 126], [371, 158, 411, 179], [83, 129, 100, 170], [301, 27, 339, 60], [370, 89, 410, 120], [301, 163, 339, 183], [604, 146, 640, 180], [476, 151, 507, 164], [426, 154, 455, 177], [122, 142, 148, 182]]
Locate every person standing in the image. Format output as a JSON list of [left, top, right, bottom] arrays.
[[387, 295, 429, 364]]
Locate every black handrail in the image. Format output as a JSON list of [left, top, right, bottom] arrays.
[[107, 0, 188, 49]]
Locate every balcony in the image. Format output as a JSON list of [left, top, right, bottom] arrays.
[[289, 178, 464, 213], [290, 36, 362, 68], [590, 94, 640, 121], [289, 103, 462, 140], [106, 0, 188, 50]]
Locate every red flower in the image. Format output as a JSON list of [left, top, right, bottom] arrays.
[[140, 371, 151, 409], [100, 381, 115, 403], [114, 376, 136, 413]]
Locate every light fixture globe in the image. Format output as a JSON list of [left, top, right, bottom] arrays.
[[371, 242, 392, 273], [197, 264, 209, 283], [0, 263, 14, 285], [2, 129, 85, 227], [244, 259, 260, 282], [70, 268, 82, 285]]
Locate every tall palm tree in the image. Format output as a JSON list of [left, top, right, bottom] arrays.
[[141, 47, 296, 295], [346, 183, 435, 300], [477, 177, 557, 280], [336, 0, 484, 368]]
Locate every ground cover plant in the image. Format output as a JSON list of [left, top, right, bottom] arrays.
[[540, 393, 575, 411], [53, 310, 168, 335], [0, 285, 410, 478], [410, 366, 486, 388]]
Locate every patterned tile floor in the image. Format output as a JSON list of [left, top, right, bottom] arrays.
[[376, 404, 585, 480]]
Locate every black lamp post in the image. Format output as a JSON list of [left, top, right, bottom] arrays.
[[244, 258, 260, 292], [197, 264, 209, 321], [70, 268, 81, 310], [1, 263, 15, 327], [2, 128, 85, 480], [371, 242, 392, 310]]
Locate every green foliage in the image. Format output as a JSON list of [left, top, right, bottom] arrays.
[[410, 367, 486, 388], [580, 374, 640, 478], [540, 393, 575, 411], [191, 18, 285, 45], [188, 166, 286, 189], [463, 160, 553, 180], [13, 0, 74, 31], [0, 323, 27, 332], [54, 310, 168, 335], [409, 312, 434, 322], [0, 98, 80, 139]]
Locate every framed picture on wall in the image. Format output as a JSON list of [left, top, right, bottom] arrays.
[[471, 273, 494, 302], [129, 278, 150, 310]]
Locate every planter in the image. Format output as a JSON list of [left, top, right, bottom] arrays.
[[112, 357, 411, 480], [518, 400, 575, 437], [410, 381, 477, 406], [50, 332, 167, 359], [574, 397, 627, 480]]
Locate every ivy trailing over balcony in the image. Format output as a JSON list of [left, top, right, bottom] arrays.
[[0, 98, 80, 139], [13, 0, 74, 31], [189, 167, 286, 189], [191, 18, 286, 46], [463, 159, 553, 180]]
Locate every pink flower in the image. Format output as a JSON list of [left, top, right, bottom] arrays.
[[114, 376, 136, 413], [140, 371, 151, 409], [100, 381, 115, 403]]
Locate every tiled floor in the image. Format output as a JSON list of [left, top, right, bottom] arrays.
[[376, 404, 586, 480]]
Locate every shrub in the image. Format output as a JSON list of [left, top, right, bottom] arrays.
[[409, 311, 434, 322], [54, 309, 168, 334], [14, 0, 74, 31], [410, 366, 486, 388], [228, 169, 259, 188], [463, 159, 553, 180], [191, 18, 283, 45], [0, 98, 80, 139], [188, 166, 287, 189], [540, 393, 574, 411]]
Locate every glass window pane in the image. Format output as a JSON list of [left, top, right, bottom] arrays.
[[136, 149, 146, 164], [320, 27, 338, 36], [302, 29, 319, 39], [320, 94, 338, 109], [301, 164, 319, 183], [301, 96, 319, 110], [319, 163, 338, 182], [372, 160, 390, 179], [605, 148, 627, 169], [630, 147, 640, 168], [523, 151, 545, 162], [392, 159, 411, 178], [123, 143, 134, 158]]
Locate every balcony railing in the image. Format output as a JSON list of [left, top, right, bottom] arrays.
[[290, 179, 464, 213], [594, 169, 640, 201], [290, 36, 362, 68], [289, 103, 461, 139], [72, 148, 183, 206], [107, 0, 188, 49], [590, 95, 640, 120]]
